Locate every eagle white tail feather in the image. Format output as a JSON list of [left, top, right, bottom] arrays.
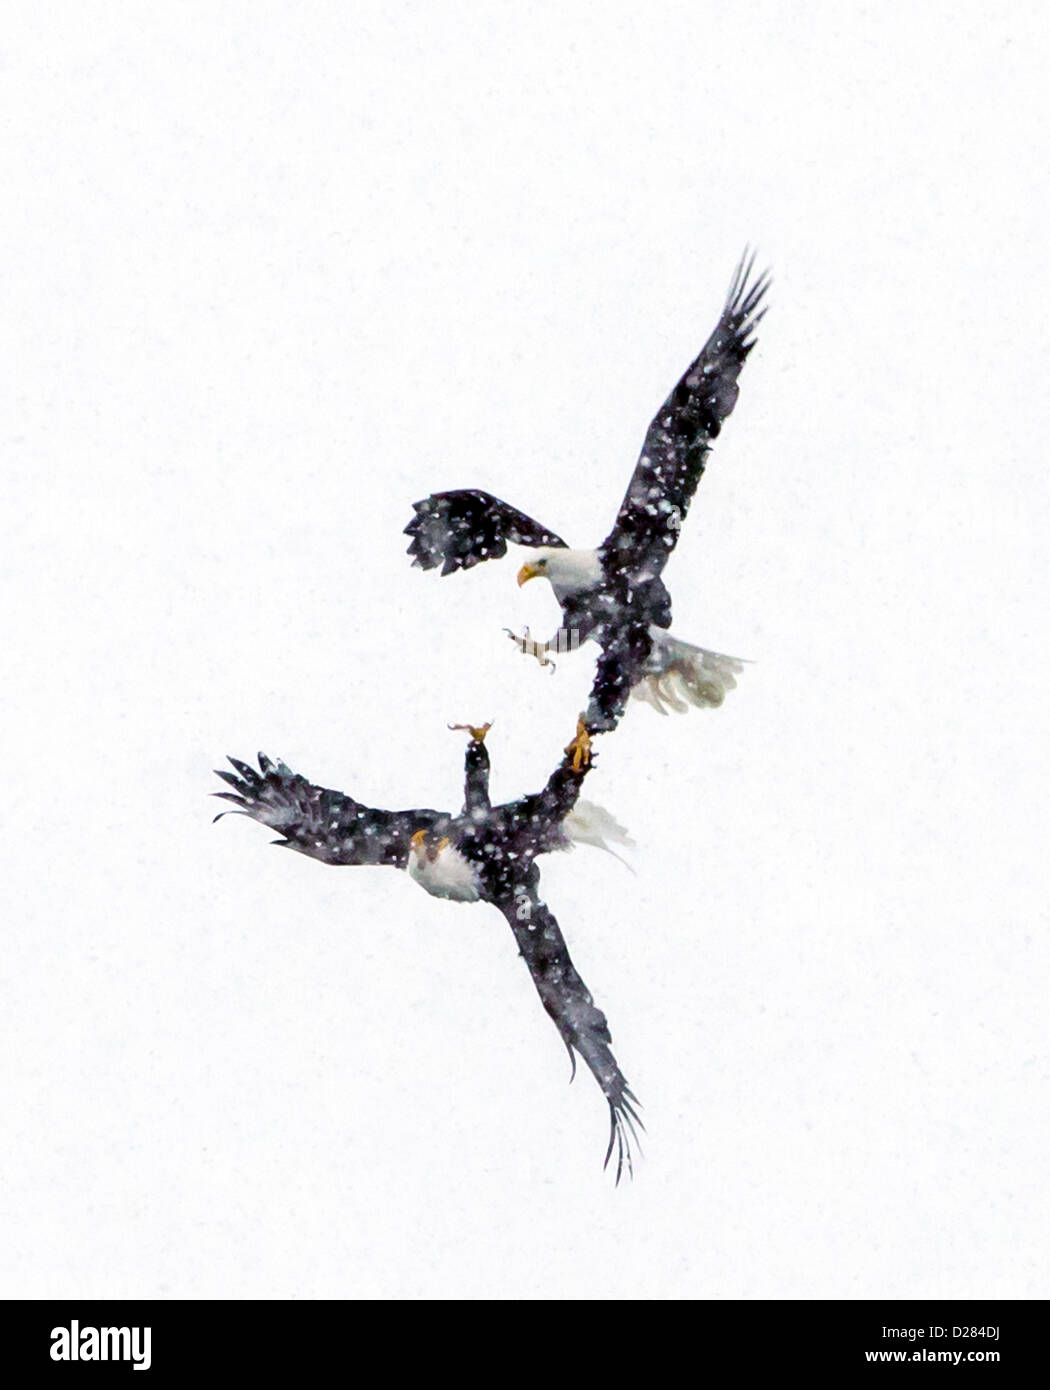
[[563, 800, 635, 872], [631, 630, 747, 715]]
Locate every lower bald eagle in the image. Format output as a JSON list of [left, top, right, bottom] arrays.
[[404, 251, 768, 734], [213, 720, 641, 1181]]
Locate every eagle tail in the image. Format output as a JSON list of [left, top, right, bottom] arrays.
[[631, 630, 747, 715], [562, 800, 635, 872]]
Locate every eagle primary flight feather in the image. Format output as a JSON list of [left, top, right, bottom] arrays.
[[213, 721, 641, 1182], [405, 251, 769, 734]]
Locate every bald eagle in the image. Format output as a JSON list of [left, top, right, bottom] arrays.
[[213, 720, 641, 1181], [404, 252, 769, 733]]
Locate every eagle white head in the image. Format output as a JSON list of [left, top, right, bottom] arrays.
[[407, 828, 482, 902], [516, 547, 602, 601]]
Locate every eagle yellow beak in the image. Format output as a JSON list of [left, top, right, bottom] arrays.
[[517, 562, 542, 587]]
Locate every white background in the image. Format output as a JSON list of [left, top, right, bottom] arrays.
[[3, 1, 1048, 1299]]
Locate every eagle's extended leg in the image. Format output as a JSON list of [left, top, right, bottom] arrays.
[[506, 631, 559, 672], [449, 722, 493, 815], [564, 716, 593, 772]]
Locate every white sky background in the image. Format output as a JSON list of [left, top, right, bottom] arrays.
[[3, 1, 1048, 1299]]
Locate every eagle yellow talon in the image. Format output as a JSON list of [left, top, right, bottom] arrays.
[[564, 717, 592, 772], [448, 721, 492, 743], [504, 627, 556, 672]]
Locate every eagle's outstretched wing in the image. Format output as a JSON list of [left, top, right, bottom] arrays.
[[599, 251, 769, 584], [405, 489, 567, 576], [499, 886, 642, 1183], [213, 753, 446, 868]]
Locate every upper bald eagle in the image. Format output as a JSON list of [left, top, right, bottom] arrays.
[[405, 252, 768, 733], [213, 720, 641, 1181]]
